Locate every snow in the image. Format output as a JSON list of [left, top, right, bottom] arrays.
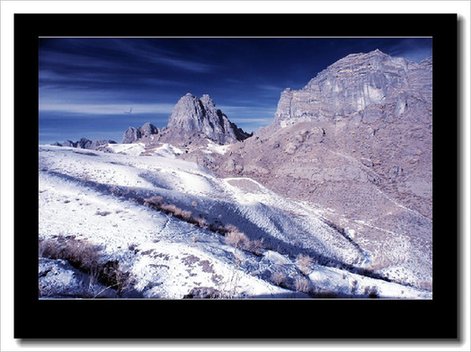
[[38, 144, 431, 299], [206, 139, 230, 155], [107, 142, 146, 156]]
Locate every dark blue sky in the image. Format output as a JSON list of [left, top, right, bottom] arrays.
[[39, 37, 432, 144]]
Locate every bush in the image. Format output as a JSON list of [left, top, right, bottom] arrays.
[[296, 254, 313, 275], [99, 260, 131, 294], [39, 237, 101, 277], [364, 285, 379, 298], [295, 276, 311, 293], [194, 217, 208, 228], [180, 210, 193, 221], [245, 238, 265, 255], [225, 230, 249, 249], [271, 271, 286, 286], [39, 236, 132, 295], [143, 195, 164, 207], [142, 198, 266, 256]]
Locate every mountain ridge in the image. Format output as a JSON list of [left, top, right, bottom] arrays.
[[200, 49, 432, 290], [122, 93, 251, 145]]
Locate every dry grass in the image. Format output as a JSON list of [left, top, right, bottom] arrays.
[[39, 236, 131, 294], [143, 195, 164, 207], [39, 237, 101, 277], [245, 238, 265, 255], [225, 230, 249, 249], [194, 217, 208, 228], [294, 276, 311, 293], [296, 254, 313, 275], [271, 271, 286, 286], [364, 285, 379, 298], [143, 197, 266, 255]]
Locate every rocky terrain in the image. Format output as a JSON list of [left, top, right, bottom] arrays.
[[53, 138, 117, 150], [122, 93, 251, 146], [203, 49, 433, 289], [40, 49, 433, 297], [38, 144, 429, 299]]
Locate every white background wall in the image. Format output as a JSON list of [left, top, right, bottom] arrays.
[[1, 1, 469, 351]]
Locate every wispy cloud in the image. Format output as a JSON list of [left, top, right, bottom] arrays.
[[256, 84, 283, 92], [387, 38, 432, 62], [110, 39, 217, 73], [219, 105, 276, 117], [230, 117, 273, 124], [39, 102, 174, 115]]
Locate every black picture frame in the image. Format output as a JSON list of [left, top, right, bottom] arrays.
[[15, 13, 458, 340]]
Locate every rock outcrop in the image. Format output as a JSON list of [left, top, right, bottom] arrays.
[[121, 94, 250, 146], [207, 50, 433, 289], [52, 138, 116, 150], [39, 257, 117, 298], [275, 49, 431, 126], [161, 93, 251, 145], [122, 123, 159, 144]]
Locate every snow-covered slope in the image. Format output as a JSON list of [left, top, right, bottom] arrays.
[[38, 144, 430, 299]]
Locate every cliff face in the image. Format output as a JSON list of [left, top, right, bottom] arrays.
[[123, 93, 250, 146], [205, 50, 433, 289], [275, 49, 431, 127], [164, 93, 251, 145], [122, 123, 159, 144]]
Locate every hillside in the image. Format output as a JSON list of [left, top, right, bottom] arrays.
[[38, 145, 429, 298]]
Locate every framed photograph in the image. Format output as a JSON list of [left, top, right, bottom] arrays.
[[15, 13, 458, 339]]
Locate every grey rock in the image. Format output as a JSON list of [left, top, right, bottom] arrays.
[[164, 93, 251, 145], [52, 139, 116, 149], [62, 140, 77, 147], [207, 50, 432, 290], [77, 138, 93, 149], [122, 126, 142, 144], [122, 123, 159, 144], [39, 257, 117, 298], [183, 286, 224, 299], [91, 139, 117, 149], [139, 122, 158, 137], [275, 49, 431, 126]]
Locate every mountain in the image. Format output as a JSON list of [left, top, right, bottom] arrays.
[[39, 49, 433, 298], [123, 94, 251, 146], [123, 122, 159, 144], [275, 49, 431, 127], [159, 93, 251, 145], [53, 138, 117, 150], [206, 50, 433, 289]]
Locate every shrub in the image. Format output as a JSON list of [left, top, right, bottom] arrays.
[[350, 279, 359, 294], [160, 203, 179, 214], [143, 195, 164, 207], [194, 217, 208, 228], [364, 285, 379, 298], [296, 254, 313, 275], [180, 210, 193, 221], [99, 260, 131, 294], [224, 224, 239, 234], [39, 237, 132, 295], [39, 237, 101, 277], [294, 276, 311, 293], [271, 271, 286, 286], [245, 238, 265, 255], [225, 230, 249, 249]]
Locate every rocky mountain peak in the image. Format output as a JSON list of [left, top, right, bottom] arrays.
[[122, 122, 159, 143], [200, 94, 215, 107], [165, 93, 251, 144], [275, 49, 431, 126]]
